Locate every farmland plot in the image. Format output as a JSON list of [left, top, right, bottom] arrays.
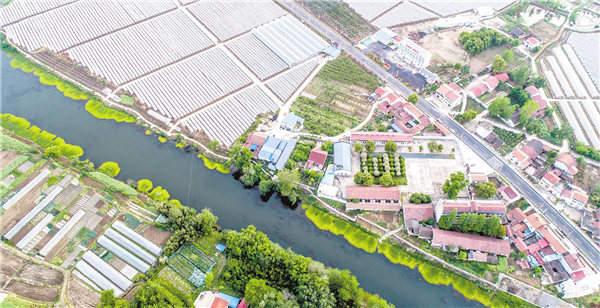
[[299, 0, 375, 42], [186, 0, 285, 42], [123, 48, 252, 120], [66, 10, 214, 85], [4, 0, 177, 52], [183, 86, 279, 147]]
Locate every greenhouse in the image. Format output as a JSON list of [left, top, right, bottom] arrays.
[[563, 44, 600, 98], [2, 168, 50, 210], [552, 47, 587, 98], [112, 221, 162, 256], [266, 60, 319, 103], [226, 34, 289, 81], [16, 213, 54, 249], [0, 0, 76, 26], [40, 209, 86, 256], [75, 260, 123, 296], [4, 184, 63, 239], [97, 235, 151, 273], [546, 56, 575, 97], [82, 251, 133, 291], [104, 228, 158, 264]]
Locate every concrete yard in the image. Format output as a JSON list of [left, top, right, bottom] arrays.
[[405, 158, 463, 196]]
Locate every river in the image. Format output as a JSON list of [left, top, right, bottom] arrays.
[[0, 52, 482, 307]]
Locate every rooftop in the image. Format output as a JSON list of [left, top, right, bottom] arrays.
[[403, 203, 434, 222], [432, 228, 510, 255], [510, 149, 529, 162], [484, 76, 499, 89], [346, 186, 400, 200], [333, 142, 352, 172], [556, 153, 577, 169], [538, 225, 568, 254], [564, 254, 583, 271], [495, 72, 509, 82], [346, 202, 402, 211], [542, 171, 561, 185], [281, 113, 304, 128], [307, 148, 328, 166], [469, 173, 488, 182], [350, 131, 414, 143], [520, 145, 539, 160]]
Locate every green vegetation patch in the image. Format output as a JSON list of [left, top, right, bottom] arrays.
[[0, 159, 46, 198], [291, 96, 361, 136], [318, 57, 378, 90], [198, 153, 229, 174], [299, 0, 374, 41], [157, 265, 195, 294], [0, 294, 48, 308], [158, 136, 167, 143], [377, 242, 421, 270], [88, 172, 138, 196], [0, 134, 31, 153], [0, 155, 29, 179], [85, 100, 136, 123], [497, 256, 508, 273], [305, 206, 377, 253], [120, 94, 135, 105], [122, 213, 141, 229]]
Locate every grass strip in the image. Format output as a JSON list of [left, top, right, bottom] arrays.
[[198, 153, 229, 174], [85, 100, 136, 123], [305, 206, 377, 253]]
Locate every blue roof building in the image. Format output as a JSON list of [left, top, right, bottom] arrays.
[[322, 45, 341, 60], [333, 142, 352, 176], [218, 293, 240, 308], [281, 113, 304, 131], [258, 136, 298, 170]]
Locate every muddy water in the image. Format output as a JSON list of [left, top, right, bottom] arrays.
[[0, 52, 482, 307]]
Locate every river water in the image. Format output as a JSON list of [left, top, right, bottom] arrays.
[[0, 52, 482, 307]]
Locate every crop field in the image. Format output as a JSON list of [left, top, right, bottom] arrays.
[[178, 244, 215, 273], [67, 276, 101, 308], [299, 0, 375, 42], [158, 266, 195, 294], [16, 263, 64, 286], [167, 253, 206, 287]]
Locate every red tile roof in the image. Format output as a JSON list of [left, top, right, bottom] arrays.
[[526, 213, 546, 230], [437, 84, 453, 96], [536, 99, 547, 110], [346, 186, 400, 200], [484, 76, 499, 89], [211, 298, 229, 308], [403, 203, 434, 221], [433, 122, 451, 136], [351, 132, 414, 143], [542, 171, 560, 185], [385, 92, 401, 103], [471, 251, 488, 262], [556, 153, 577, 169], [572, 189, 589, 203], [527, 37, 540, 45], [510, 208, 526, 222], [495, 72, 509, 82], [564, 254, 583, 271], [346, 202, 402, 211], [511, 149, 529, 162], [533, 251, 545, 265], [571, 270, 586, 281], [307, 148, 328, 166], [237, 299, 248, 308], [525, 86, 539, 96], [515, 237, 528, 251], [403, 102, 424, 118], [502, 186, 519, 200], [538, 225, 567, 254], [446, 91, 461, 102], [375, 87, 388, 96], [520, 145, 539, 160], [448, 83, 461, 91], [469, 84, 488, 97], [470, 173, 488, 182], [245, 132, 268, 147], [431, 229, 510, 255]]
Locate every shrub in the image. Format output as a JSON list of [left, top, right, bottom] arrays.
[[98, 162, 120, 177]]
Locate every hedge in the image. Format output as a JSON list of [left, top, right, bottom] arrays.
[[88, 172, 137, 196]]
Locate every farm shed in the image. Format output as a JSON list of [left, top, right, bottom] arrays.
[[97, 236, 151, 273], [82, 251, 133, 291], [4, 1, 177, 52], [112, 221, 162, 256], [333, 141, 352, 176], [2, 168, 50, 210], [186, 0, 285, 42], [104, 228, 158, 264], [252, 15, 328, 67], [75, 260, 124, 296], [39, 209, 86, 256], [65, 10, 215, 86], [4, 184, 63, 240]]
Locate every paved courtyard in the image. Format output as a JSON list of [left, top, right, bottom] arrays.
[[405, 158, 464, 196]]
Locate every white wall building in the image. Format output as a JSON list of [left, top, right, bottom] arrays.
[[395, 39, 432, 68], [372, 28, 397, 45]]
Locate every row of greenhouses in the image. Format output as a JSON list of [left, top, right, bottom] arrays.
[[0, 0, 75, 26]]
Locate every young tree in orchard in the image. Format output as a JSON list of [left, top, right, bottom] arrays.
[[365, 140, 375, 152], [407, 94, 419, 104], [98, 161, 120, 177], [384, 140, 397, 153], [475, 182, 497, 199], [443, 172, 468, 199], [136, 179, 153, 193], [489, 96, 516, 119], [492, 55, 507, 73], [353, 142, 363, 153], [459, 110, 477, 123]]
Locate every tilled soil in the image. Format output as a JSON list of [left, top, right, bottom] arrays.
[[143, 225, 172, 247], [0, 247, 25, 276], [0, 151, 21, 169], [67, 276, 100, 308], [16, 263, 64, 286], [4, 279, 60, 302]]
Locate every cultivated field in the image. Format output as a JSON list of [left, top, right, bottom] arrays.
[[16, 263, 64, 286], [298, 0, 375, 42], [67, 276, 101, 308]]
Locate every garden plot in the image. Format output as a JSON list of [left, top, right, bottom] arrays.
[[4, 280, 60, 302], [372, 2, 438, 29], [567, 32, 599, 90], [183, 85, 279, 147], [252, 15, 329, 67], [0, 247, 25, 276], [411, 0, 512, 17], [186, 0, 285, 42], [0, 0, 76, 26], [4, 183, 62, 240], [226, 34, 289, 81], [298, 0, 375, 42], [4, 0, 177, 52], [266, 60, 319, 102], [15, 263, 63, 286], [343, 0, 401, 22], [67, 276, 101, 308], [65, 10, 214, 86], [122, 48, 252, 121]]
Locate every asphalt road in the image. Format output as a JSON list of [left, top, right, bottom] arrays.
[[282, 1, 600, 268]]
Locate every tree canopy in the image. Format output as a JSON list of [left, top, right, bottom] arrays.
[[321, 141, 334, 154], [492, 55, 506, 73], [136, 179, 153, 193], [384, 141, 397, 153], [459, 110, 477, 123], [489, 96, 516, 120], [98, 161, 121, 177], [459, 27, 510, 55], [519, 100, 539, 124], [409, 193, 431, 204], [475, 182, 497, 199], [353, 142, 363, 153], [365, 140, 375, 152], [407, 94, 418, 104], [442, 172, 468, 199]]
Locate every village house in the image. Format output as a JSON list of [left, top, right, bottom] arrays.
[[561, 188, 589, 209], [525, 36, 541, 51], [524, 86, 548, 117], [305, 148, 328, 170], [431, 228, 511, 256], [498, 185, 521, 204], [540, 170, 561, 190], [507, 148, 532, 169], [554, 153, 579, 177], [333, 142, 352, 176], [434, 199, 506, 222], [372, 28, 397, 45], [349, 131, 414, 146], [436, 83, 462, 107], [257, 136, 298, 170], [280, 113, 304, 131], [243, 132, 268, 158], [468, 172, 488, 184], [419, 67, 440, 84], [501, 110, 522, 128], [581, 210, 600, 245], [560, 253, 587, 282], [403, 203, 434, 237], [345, 186, 401, 211]]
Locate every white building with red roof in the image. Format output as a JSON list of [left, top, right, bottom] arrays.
[[431, 228, 511, 255], [561, 188, 589, 209], [507, 149, 532, 169], [436, 83, 462, 107], [305, 148, 328, 170], [555, 153, 578, 177], [345, 186, 401, 211], [498, 185, 521, 204], [525, 36, 541, 50], [350, 131, 413, 145], [540, 170, 561, 189], [403, 203, 434, 222], [483, 76, 499, 91], [469, 172, 488, 184]]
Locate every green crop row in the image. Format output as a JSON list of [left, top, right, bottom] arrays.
[[0, 134, 32, 153], [0, 155, 29, 179], [88, 172, 138, 196]]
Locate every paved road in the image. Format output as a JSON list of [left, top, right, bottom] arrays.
[[282, 1, 600, 268]]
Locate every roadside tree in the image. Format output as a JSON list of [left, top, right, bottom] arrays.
[[407, 94, 418, 104]]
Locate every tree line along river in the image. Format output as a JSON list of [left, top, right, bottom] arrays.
[[0, 51, 482, 307]]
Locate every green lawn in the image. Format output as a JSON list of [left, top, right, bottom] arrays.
[[158, 266, 195, 294]]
